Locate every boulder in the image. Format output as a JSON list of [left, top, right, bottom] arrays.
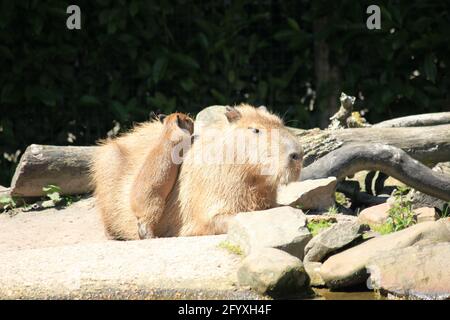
[[367, 242, 450, 300], [409, 189, 447, 212], [319, 220, 450, 289], [227, 206, 311, 259], [304, 221, 366, 263], [304, 261, 325, 287], [277, 177, 337, 210], [407, 162, 450, 212], [237, 248, 308, 297], [357, 203, 390, 227], [414, 207, 438, 223]]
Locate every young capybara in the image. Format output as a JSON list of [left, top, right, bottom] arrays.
[[91, 104, 303, 240], [90, 112, 194, 240]]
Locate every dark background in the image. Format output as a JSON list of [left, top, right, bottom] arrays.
[[1, 0, 449, 186]]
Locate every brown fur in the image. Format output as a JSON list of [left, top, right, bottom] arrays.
[[90, 112, 193, 240], [91, 104, 303, 240]]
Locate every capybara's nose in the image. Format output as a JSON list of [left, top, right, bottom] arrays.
[[289, 152, 302, 161]]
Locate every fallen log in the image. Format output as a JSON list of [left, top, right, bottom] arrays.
[[301, 144, 450, 202], [8, 124, 450, 197], [290, 124, 450, 166], [10, 144, 96, 197], [373, 112, 450, 128]]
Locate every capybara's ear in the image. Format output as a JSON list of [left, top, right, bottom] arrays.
[[175, 114, 193, 133], [225, 106, 241, 123], [158, 114, 167, 123]]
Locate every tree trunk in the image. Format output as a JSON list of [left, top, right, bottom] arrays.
[[10, 144, 96, 197], [373, 112, 450, 128], [7, 124, 450, 197], [290, 124, 450, 167]]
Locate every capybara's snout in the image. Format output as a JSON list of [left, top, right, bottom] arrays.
[[281, 133, 304, 183]]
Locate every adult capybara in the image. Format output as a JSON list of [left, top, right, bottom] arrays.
[[91, 104, 303, 240]]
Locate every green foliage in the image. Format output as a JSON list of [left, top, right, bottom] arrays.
[[307, 220, 334, 237], [1, 1, 450, 185], [327, 205, 339, 215], [334, 192, 349, 207], [218, 241, 244, 256], [43, 184, 62, 203], [42, 184, 79, 207], [372, 186, 415, 235], [371, 222, 394, 235], [440, 202, 450, 218], [0, 195, 17, 212]]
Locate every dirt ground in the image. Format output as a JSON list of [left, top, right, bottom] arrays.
[[0, 197, 107, 252]]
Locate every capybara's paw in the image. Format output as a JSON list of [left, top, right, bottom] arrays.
[[137, 221, 155, 239]]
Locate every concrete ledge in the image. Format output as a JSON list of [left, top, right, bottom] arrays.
[[0, 235, 262, 299]]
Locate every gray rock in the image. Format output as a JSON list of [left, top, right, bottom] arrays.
[[304, 261, 325, 287], [409, 189, 447, 212], [414, 207, 439, 223], [357, 203, 390, 227], [407, 162, 450, 212], [277, 177, 337, 210], [319, 220, 450, 289], [237, 248, 308, 297], [367, 242, 450, 300], [227, 206, 312, 259], [304, 221, 366, 263]]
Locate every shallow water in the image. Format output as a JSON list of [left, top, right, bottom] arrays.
[[311, 288, 385, 300]]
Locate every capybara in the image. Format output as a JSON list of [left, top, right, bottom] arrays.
[[90, 112, 194, 240], [91, 104, 303, 240]]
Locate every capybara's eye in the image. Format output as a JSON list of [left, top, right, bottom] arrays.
[[248, 127, 260, 134]]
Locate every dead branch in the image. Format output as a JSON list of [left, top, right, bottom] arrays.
[[300, 143, 450, 201]]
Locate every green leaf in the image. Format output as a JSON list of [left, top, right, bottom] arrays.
[[47, 192, 61, 202], [171, 53, 200, 70], [424, 54, 437, 83], [210, 89, 226, 105], [180, 78, 194, 92], [227, 70, 235, 83], [43, 184, 61, 194], [111, 100, 129, 120], [0, 45, 14, 60], [80, 95, 101, 106], [153, 57, 168, 84], [138, 59, 151, 77], [0, 196, 13, 204], [197, 33, 209, 49], [129, 0, 139, 17], [287, 18, 300, 32], [273, 30, 294, 41]]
